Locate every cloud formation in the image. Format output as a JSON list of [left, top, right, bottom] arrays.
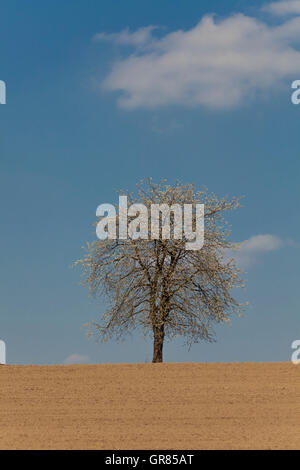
[[230, 234, 284, 269], [95, 3, 300, 109], [94, 26, 157, 48], [63, 353, 90, 365], [262, 0, 300, 16]]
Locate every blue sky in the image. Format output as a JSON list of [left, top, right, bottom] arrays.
[[0, 0, 299, 364]]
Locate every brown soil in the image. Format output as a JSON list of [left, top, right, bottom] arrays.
[[0, 362, 299, 449]]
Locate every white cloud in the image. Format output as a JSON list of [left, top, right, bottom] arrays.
[[95, 8, 300, 109], [229, 234, 284, 269], [262, 0, 300, 16], [63, 353, 90, 365], [94, 26, 157, 48], [239, 234, 283, 252]]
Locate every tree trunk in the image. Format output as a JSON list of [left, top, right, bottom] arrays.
[[152, 326, 164, 363]]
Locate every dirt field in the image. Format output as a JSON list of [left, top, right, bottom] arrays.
[[0, 362, 299, 449]]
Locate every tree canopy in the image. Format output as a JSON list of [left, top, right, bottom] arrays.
[[76, 180, 246, 362]]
